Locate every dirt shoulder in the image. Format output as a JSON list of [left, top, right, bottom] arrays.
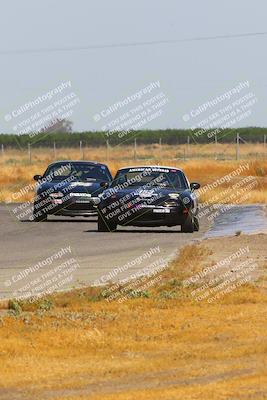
[[0, 233, 266, 400]]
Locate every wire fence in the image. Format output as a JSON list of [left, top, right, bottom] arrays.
[[1, 134, 267, 164]]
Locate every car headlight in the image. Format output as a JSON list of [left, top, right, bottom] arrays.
[[49, 192, 64, 198], [182, 196, 191, 205], [168, 193, 180, 199], [93, 198, 101, 205], [163, 200, 178, 207]]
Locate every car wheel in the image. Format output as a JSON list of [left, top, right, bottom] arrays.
[[32, 211, 48, 222], [98, 216, 117, 232], [181, 215, 194, 233], [193, 217, 199, 231], [32, 204, 48, 222]]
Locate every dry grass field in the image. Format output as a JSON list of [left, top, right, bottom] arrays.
[[1, 143, 266, 398], [0, 144, 266, 204], [0, 233, 266, 399]]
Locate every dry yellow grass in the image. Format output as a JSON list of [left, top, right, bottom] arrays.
[[0, 145, 266, 204], [0, 234, 267, 399]]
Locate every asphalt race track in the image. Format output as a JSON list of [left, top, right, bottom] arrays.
[[0, 203, 266, 300]]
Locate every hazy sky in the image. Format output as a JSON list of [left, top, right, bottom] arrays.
[[0, 0, 266, 132]]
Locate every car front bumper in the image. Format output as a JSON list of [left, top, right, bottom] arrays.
[[101, 204, 190, 227], [41, 195, 101, 216]]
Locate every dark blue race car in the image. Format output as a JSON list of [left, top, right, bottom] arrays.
[[97, 166, 200, 233], [32, 161, 112, 221]]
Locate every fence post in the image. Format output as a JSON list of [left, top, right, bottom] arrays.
[[53, 141, 56, 160], [236, 133, 240, 161], [214, 133, 218, 160], [187, 136, 190, 159], [1, 144, 4, 157], [106, 139, 109, 162], [28, 143, 32, 164], [79, 141, 83, 160]]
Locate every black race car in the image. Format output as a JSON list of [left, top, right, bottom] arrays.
[[32, 161, 112, 221], [97, 166, 200, 233]]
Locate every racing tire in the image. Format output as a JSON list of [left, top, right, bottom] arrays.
[[32, 203, 48, 222], [98, 217, 117, 232], [32, 211, 48, 222], [181, 215, 194, 233], [193, 217, 199, 231]]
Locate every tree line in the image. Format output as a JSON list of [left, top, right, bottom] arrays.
[[0, 128, 266, 147]]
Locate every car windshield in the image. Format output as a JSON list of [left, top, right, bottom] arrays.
[[112, 168, 188, 190], [43, 163, 111, 182]]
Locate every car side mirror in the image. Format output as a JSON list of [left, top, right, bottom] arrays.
[[33, 174, 42, 181], [100, 181, 109, 188], [190, 182, 201, 191]]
